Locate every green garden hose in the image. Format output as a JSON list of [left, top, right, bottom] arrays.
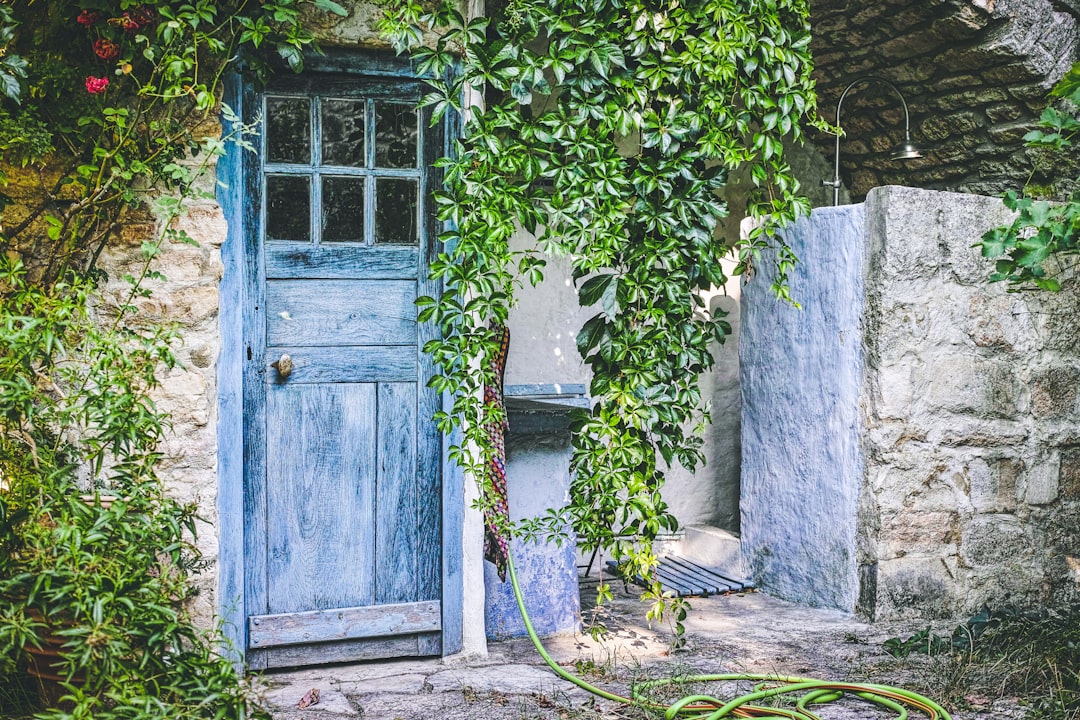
[[505, 553, 952, 720]]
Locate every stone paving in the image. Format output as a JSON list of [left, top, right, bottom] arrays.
[[259, 579, 1026, 720]]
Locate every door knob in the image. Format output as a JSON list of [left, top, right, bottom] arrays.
[[270, 354, 293, 379]]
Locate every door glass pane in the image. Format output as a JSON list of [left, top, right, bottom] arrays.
[[322, 99, 366, 167], [266, 97, 311, 164], [376, 179, 417, 245], [322, 177, 366, 243], [266, 175, 311, 241], [375, 103, 417, 168]]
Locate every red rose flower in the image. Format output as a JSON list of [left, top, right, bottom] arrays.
[[110, 12, 141, 33], [76, 10, 100, 26], [85, 76, 109, 95], [93, 38, 119, 61]]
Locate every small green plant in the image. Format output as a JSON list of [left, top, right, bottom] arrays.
[[979, 61, 1080, 291], [882, 606, 997, 659]]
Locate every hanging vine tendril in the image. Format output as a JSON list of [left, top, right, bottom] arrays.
[[380, 0, 823, 635]]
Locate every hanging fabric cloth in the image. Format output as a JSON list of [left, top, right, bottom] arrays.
[[482, 322, 511, 581]]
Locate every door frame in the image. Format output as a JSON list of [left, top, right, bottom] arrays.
[[215, 49, 463, 664]]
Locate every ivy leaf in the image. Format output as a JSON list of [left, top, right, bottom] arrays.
[[1051, 62, 1080, 105], [509, 81, 532, 106], [979, 227, 1010, 258], [0, 70, 20, 104], [311, 0, 348, 16], [277, 44, 304, 72], [1014, 235, 1052, 267], [577, 273, 615, 306], [0, 55, 27, 104], [576, 314, 609, 356]]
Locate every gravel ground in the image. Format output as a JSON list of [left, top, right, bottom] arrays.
[[260, 576, 1028, 720]]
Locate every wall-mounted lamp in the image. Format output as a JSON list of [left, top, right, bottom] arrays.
[[823, 75, 922, 206]]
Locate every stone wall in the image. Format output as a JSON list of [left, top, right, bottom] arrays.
[[860, 185, 1080, 620], [810, 0, 1080, 200], [741, 186, 1080, 620], [96, 141, 229, 627]]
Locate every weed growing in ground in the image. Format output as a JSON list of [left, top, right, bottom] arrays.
[[883, 605, 1080, 719], [0, 667, 36, 718]]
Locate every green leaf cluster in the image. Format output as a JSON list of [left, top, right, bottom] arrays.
[[0, 0, 344, 287], [0, 1, 343, 716], [978, 61, 1080, 291], [0, 255, 267, 719], [382, 0, 819, 631]]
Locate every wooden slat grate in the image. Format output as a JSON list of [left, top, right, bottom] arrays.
[[606, 556, 753, 598]]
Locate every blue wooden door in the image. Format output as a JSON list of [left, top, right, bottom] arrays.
[[242, 66, 443, 669]]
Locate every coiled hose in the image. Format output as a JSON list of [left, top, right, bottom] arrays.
[[506, 553, 952, 720]]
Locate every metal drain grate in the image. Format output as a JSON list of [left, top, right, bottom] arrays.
[[606, 556, 753, 597]]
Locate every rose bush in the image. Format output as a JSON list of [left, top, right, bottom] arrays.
[[0, 1, 345, 717]]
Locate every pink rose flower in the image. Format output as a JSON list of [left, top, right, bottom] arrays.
[[85, 76, 109, 95], [76, 10, 100, 26]]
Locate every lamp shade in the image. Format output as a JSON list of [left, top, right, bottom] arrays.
[[890, 139, 923, 161]]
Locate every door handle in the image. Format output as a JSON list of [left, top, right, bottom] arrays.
[[270, 354, 294, 379]]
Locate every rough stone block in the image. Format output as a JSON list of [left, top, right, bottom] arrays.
[[879, 510, 962, 559], [170, 285, 220, 325], [1058, 446, 1080, 500], [869, 459, 971, 515], [874, 556, 963, 620], [930, 417, 1029, 448], [921, 112, 983, 143], [985, 102, 1024, 123], [961, 513, 1031, 566], [1037, 293, 1080, 354], [937, 88, 1009, 112], [875, 363, 913, 420], [1024, 455, 1061, 505], [964, 293, 1032, 352], [970, 456, 1020, 513], [918, 356, 1022, 419], [1031, 366, 1080, 420], [868, 187, 1012, 285], [987, 121, 1038, 144], [154, 243, 206, 284], [177, 205, 228, 248], [119, 222, 157, 247]]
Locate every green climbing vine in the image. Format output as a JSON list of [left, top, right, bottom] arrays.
[[380, 0, 822, 635]]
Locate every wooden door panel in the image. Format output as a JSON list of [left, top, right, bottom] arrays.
[[248, 599, 440, 648], [266, 383, 377, 614], [266, 279, 416, 347], [258, 635, 435, 670], [264, 345, 416, 384], [265, 243, 418, 280], [375, 382, 418, 604]]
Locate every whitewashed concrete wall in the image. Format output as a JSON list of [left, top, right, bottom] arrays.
[[742, 185, 1080, 619], [740, 204, 868, 612]]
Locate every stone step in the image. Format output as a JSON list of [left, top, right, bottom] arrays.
[[676, 525, 744, 579]]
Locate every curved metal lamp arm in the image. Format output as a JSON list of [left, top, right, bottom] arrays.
[[824, 75, 916, 206]]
